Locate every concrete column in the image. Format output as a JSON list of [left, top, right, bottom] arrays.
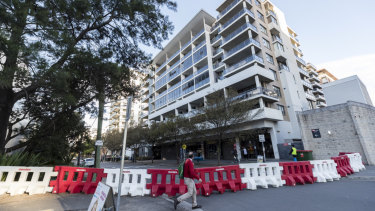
[[188, 103, 192, 112], [251, 46, 256, 55], [160, 114, 164, 122], [223, 88, 228, 98], [204, 96, 208, 107], [175, 109, 179, 116], [235, 136, 241, 162], [201, 141, 205, 159], [255, 75, 261, 87], [269, 125, 280, 159]]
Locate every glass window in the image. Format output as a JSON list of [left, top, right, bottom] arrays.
[[277, 104, 286, 115], [260, 24, 267, 34], [255, 0, 261, 7], [274, 42, 284, 52], [270, 68, 277, 80], [257, 11, 264, 22], [263, 38, 271, 49], [273, 86, 281, 97], [270, 16, 278, 25], [266, 53, 274, 64]]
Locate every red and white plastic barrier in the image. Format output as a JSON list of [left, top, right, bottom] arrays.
[[0, 166, 57, 196], [310, 160, 340, 182], [346, 153, 366, 172], [239, 162, 285, 190], [104, 168, 150, 196]]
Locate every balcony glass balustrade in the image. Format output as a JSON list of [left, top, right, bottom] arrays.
[[195, 76, 209, 89], [193, 46, 207, 63], [193, 40, 206, 52], [211, 35, 222, 44], [211, 23, 220, 32], [267, 10, 276, 17], [213, 61, 224, 69], [213, 48, 223, 56], [223, 55, 264, 75], [192, 29, 205, 41], [224, 38, 260, 59], [156, 61, 167, 73], [272, 36, 283, 43], [230, 87, 279, 102], [167, 50, 181, 63], [168, 67, 181, 81], [169, 81, 181, 91], [223, 23, 257, 44], [182, 74, 194, 84], [195, 65, 208, 76], [181, 51, 192, 61], [298, 67, 309, 76], [182, 85, 194, 95], [222, 8, 255, 30], [181, 40, 192, 50], [217, 0, 241, 19], [296, 56, 306, 66]]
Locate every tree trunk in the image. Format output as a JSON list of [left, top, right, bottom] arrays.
[[217, 138, 222, 166], [175, 142, 180, 164], [0, 90, 14, 154], [151, 145, 155, 164]]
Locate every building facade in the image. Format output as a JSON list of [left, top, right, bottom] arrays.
[[306, 63, 327, 108], [317, 68, 338, 84], [322, 75, 373, 106], [141, 0, 326, 160], [297, 101, 375, 165]]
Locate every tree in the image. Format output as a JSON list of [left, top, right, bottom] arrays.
[[143, 122, 164, 163], [197, 89, 256, 165], [103, 130, 122, 156], [0, 0, 177, 153]]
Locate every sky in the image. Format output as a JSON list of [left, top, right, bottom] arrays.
[[143, 0, 375, 102], [88, 0, 375, 129]]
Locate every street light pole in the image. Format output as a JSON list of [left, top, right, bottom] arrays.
[[116, 96, 132, 210]]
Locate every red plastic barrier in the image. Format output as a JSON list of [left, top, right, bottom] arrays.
[[49, 166, 107, 194], [331, 155, 354, 177], [338, 152, 354, 156], [146, 169, 189, 197], [279, 162, 317, 186], [195, 165, 246, 196]]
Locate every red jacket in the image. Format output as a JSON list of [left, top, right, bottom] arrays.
[[183, 158, 199, 180]]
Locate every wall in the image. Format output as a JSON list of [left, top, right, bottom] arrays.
[[297, 101, 375, 165]]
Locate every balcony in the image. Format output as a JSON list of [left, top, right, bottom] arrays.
[[168, 67, 181, 81], [274, 45, 286, 62], [211, 35, 222, 46], [272, 36, 283, 43], [309, 75, 320, 83], [268, 21, 280, 34], [195, 65, 208, 76], [223, 55, 264, 76], [311, 81, 322, 88], [217, 0, 241, 20], [317, 101, 327, 107], [299, 68, 309, 77], [251, 107, 283, 121], [182, 74, 194, 84], [193, 40, 206, 52], [210, 23, 220, 33], [221, 8, 255, 33], [289, 33, 299, 43], [301, 80, 313, 90], [222, 23, 257, 47], [167, 50, 181, 64], [310, 69, 319, 76], [169, 81, 181, 91], [192, 29, 205, 41], [182, 85, 194, 95], [224, 38, 261, 61], [213, 61, 225, 70], [156, 61, 167, 73], [296, 56, 306, 66], [140, 112, 148, 119], [279, 63, 289, 71], [305, 92, 316, 101], [230, 87, 279, 103], [315, 94, 326, 101], [213, 48, 223, 57], [181, 51, 192, 62], [266, 10, 277, 18], [195, 77, 210, 89], [313, 88, 324, 95], [181, 40, 192, 51]]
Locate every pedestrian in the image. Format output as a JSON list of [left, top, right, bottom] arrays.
[[243, 147, 248, 160], [289, 144, 297, 161], [174, 152, 202, 210], [232, 149, 238, 163]]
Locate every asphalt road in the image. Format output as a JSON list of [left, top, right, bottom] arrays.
[[1, 166, 374, 211]]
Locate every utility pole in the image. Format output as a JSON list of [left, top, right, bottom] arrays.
[[95, 91, 105, 168], [116, 96, 132, 210]]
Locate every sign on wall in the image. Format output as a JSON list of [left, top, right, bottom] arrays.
[[311, 129, 321, 138]]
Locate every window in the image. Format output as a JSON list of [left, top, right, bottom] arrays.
[[270, 68, 277, 80], [277, 104, 286, 115], [263, 38, 271, 49], [265, 53, 274, 64], [270, 16, 278, 25], [273, 86, 281, 97], [260, 24, 267, 34], [255, 0, 261, 7], [257, 11, 264, 22], [274, 42, 284, 52]]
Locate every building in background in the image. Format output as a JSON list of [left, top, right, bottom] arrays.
[[108, 70, 145, 131], [317, 68, 338, 84], [297, 101, 375, 165], [306, 63, 327, 108], [141, 0, 327, 160], [322, 75, 373, 106]]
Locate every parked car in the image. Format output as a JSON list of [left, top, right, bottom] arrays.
[[84, 158, 95, 167]]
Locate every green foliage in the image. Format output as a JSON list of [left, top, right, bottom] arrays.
[[103, 130, 123, 153], [0, 152, 46, 166]]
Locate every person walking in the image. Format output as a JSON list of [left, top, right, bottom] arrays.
[[289, 144, 297, 161], [243, 147, 248, 160], [174, 152, 202, 210], [232, 149, 238, 163]]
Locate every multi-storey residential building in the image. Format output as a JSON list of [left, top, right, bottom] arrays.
[[109, 71, 144, 131], [141, 0, 326, 160], [306, 63, 327, 108], [317, 68, 338, 84]]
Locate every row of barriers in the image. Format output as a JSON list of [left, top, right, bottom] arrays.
[[0, 152, 366, 197]]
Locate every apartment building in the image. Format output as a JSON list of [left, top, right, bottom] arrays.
[[109, 71, 144, 131], [317, 68, 338, 84], [141, 0, 324, 160], [306, 63, 327, 108]]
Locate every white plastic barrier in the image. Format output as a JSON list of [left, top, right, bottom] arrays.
[[0, 166, 57, 196], [310, 160, 340, 182], [239, 162, 285, 190], [347, 153, 366, 172], [104, 168, 150, 196]]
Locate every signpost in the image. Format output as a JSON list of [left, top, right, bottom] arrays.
[[259, 134, 266, 162], [95, 140, 103, 146], [88, 182, 115, 211], [116, 96, 132, 210]]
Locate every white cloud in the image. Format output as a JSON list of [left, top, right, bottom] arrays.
[[318, 54, 375, 104]]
